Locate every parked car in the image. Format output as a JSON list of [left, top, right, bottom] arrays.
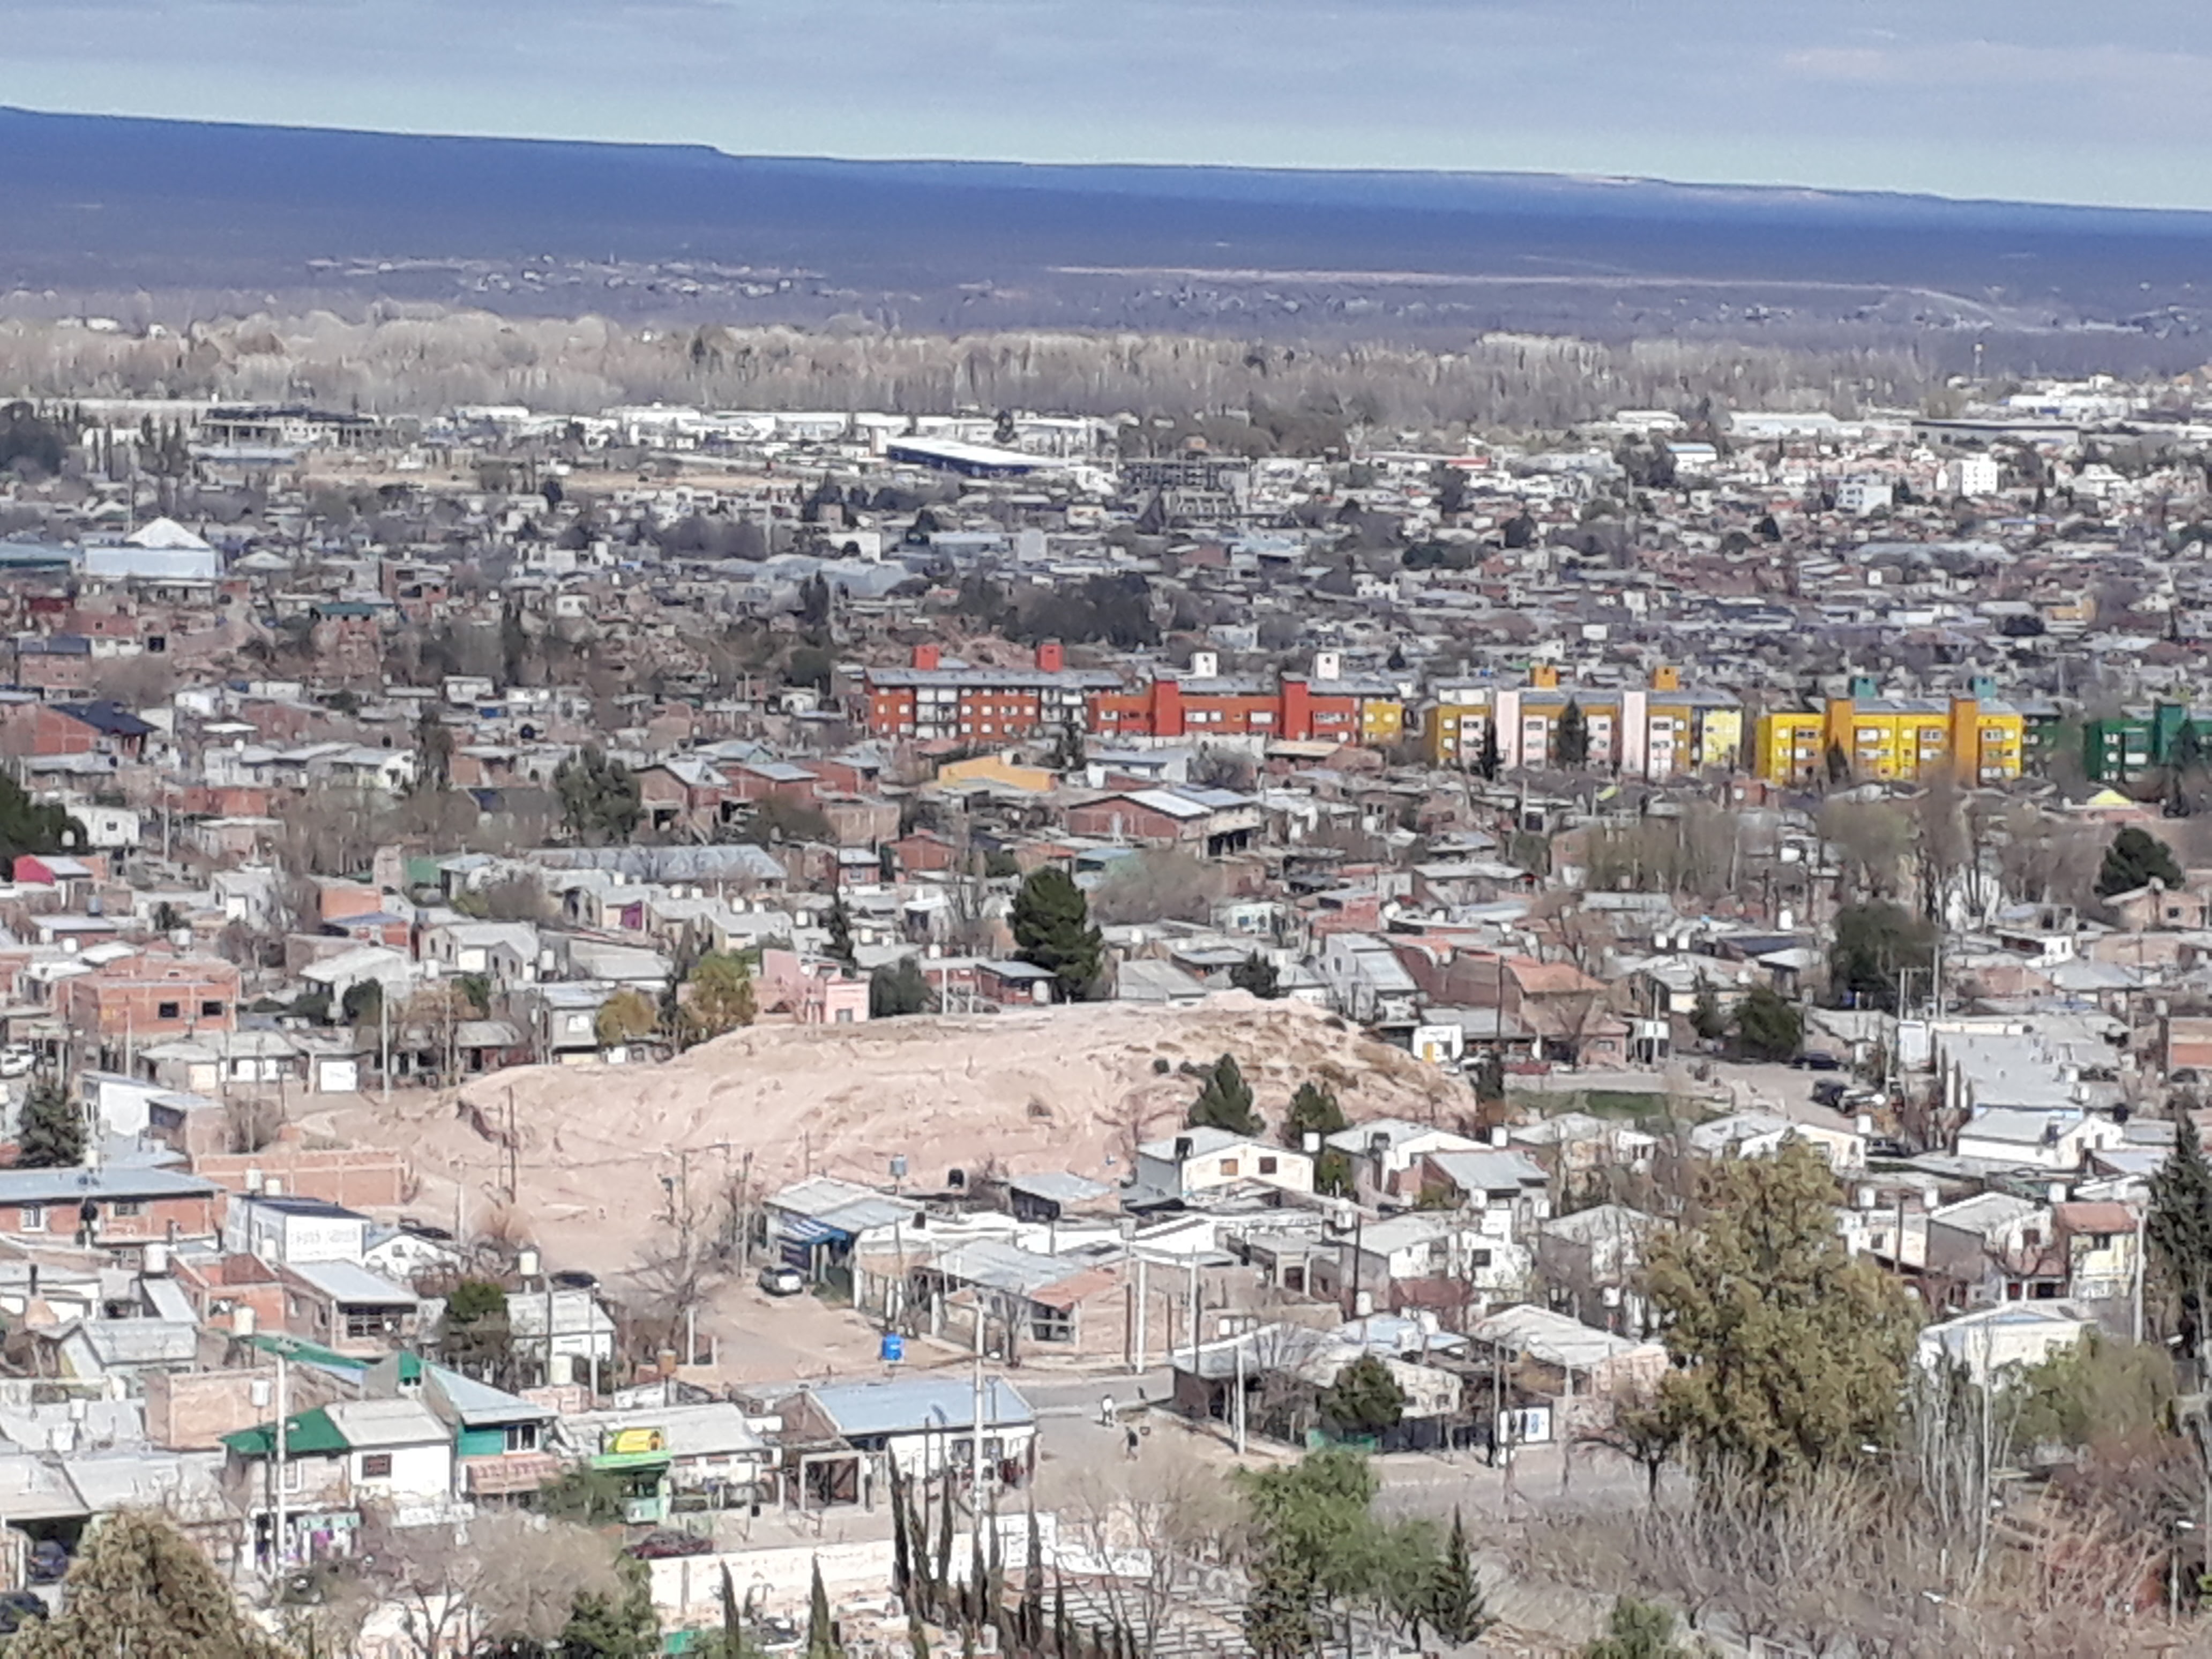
[[0, 1047, 36, 1080], [1792, 1051, 1842, 1072], [1811, 1079, 1849, 1109], [625, 1529, 713, 1560], [757, 1264, 806, 1298]]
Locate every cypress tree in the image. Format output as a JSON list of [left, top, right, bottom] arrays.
[[1021, 1507, 1045, 1648], [890, 1466, 913, 1601], [1425, 1506, 1493, 1643], [1555, 698, 1589, 768], [2151, 1120, 2212, 1363], [806, 1556, 841, 1658]]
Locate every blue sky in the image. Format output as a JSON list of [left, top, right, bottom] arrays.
[[5, 0, 2206, 209]]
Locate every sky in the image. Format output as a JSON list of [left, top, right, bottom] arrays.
[[4, 0, 2207, 210]]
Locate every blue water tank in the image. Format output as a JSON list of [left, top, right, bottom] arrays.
[[880, 1332, 905, 1365]]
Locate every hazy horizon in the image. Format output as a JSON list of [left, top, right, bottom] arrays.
[[5, 1, 2209, 212]]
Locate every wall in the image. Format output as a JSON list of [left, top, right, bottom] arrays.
[[193, 1146, 412, 1210]]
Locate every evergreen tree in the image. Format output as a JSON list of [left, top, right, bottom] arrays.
[[1476, 717, 1501, 781], [722, 1564, 746, 1659], [15, 1078, 81, 1169], [1828, 901, 1936, 1012], [412, 701, 453, 794], [870, 958, 934, 1018], [1282, 1080, 1347, 1148], [2098, 824, 2185, 898], [1319, 1355, 1406, 1436], [1229, 951, 1283, 1000], [1581, 1597, 1695, 1659], [559, 1553, 660, 1657], [10, 1508, 287, 1658], [1641, 1140, 1918, 1485], [0, 772, 79, 863], [1021, 1508, 1045, 1649], [1188, 1053, 1262, 1136], [889, 1468, 912, 1601], [1690, 982, 1727, 1043], [1554, 698, 1589, 768], [1425, 1507, 1493, 1644], [1731, 983, 1803, 1063], [1010, 867, 1103, 1002], [806, 1556, 842, 1658], [2150, 1123, 2212, 1363], [1050, 721, 1086, 775], [555, 747, 640, 846], [826, 895, 857, 970]]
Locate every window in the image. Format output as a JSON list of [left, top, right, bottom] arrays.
[[344, 1309, 387, 1340], [1032, 1305, 1074, 1343], [156, 1002, 180, 1020], [111, 1201, 143, 1219], [505, 1423, 540, 1453], [200, 1000, 224, 1019], [1258, 1156, 1279, 1176], [1217, 1159, 1239, 1178], [1471, 1249, 1493, 1268], [18, 1206, 44, 1233], [359, 1453, 393, 1479]]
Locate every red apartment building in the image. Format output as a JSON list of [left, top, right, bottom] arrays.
[[862, 643, 1117, 743]]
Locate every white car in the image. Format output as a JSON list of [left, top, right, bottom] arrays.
[[0, 1049, 35, 1080]]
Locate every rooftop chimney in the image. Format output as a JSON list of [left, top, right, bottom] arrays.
[[913, 643, 941, 671]]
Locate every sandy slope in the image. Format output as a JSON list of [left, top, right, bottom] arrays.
[[328, 993, 1464, 1274]]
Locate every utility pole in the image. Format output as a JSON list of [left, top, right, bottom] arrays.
[[379, 984, 391, 1102], [969, 1311, 987, 1558], [271, 1351, 289, 1580], [1185, 1258, 1200, 1371], [1233, 1335, 1247, 1456]]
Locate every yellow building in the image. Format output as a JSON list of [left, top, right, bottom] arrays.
[[1422, 685, 1495, 765], [1357, 693, 1406, 746], [1753, 696, 2026, 784], [1755, 711, 1826, 783]]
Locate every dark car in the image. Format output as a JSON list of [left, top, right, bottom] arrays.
[[1811, 1079, 1849, 1108], [26, 1542, 68, 1584], [1793, 1051, 1842, 1072], [1867, 1136, 1914, 1161], [625, 1529, 713, 1560]]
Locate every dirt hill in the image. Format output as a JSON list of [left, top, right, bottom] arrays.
[[330, 992, 1464, 1272]]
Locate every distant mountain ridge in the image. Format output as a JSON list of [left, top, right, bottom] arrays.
[[1, 104, 2208, 367]]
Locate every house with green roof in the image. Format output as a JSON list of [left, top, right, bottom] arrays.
[[220, 1395, 452, 1568]]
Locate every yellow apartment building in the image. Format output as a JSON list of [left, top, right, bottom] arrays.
[[1754, 695, 2026, 784]]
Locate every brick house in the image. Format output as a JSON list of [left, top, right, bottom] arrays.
[[57, 952, 243, 1070], [0, 1166, 222, 1251]]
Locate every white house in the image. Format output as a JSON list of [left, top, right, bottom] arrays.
[[1688, 1110, 1865, 1173], [1133, 1128, 1314, 1201], [1954, 1109, 2125, 1172], [1916, 1303, 2091, 1385], [1323, 1117, 1484, 1194], [223, 1194, 368, 1267]]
